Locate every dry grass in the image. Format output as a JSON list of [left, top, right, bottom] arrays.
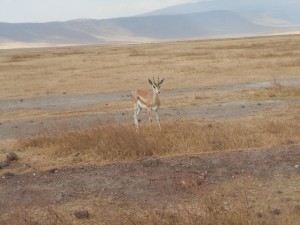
[[1, 34, 300, 99], [2, 35, 300, 225], [17, 105, 300, 163], [2, 176, 299, 225], [1, 82, 299, 122], [173, 83, 300, 107]]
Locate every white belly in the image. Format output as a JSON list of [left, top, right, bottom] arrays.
[[137, 100, 159, 111], [151, 106, 158, 111], [137, 100, 147, 109]]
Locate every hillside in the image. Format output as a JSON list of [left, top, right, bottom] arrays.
[[144, 0, 300, 27], [0, 10, 276, 47], [1, 0, 300, 48]]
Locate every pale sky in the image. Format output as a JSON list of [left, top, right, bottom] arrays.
[[0, 0, 198, 23]]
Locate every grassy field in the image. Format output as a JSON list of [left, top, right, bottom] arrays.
[[1, 34, 300, 225], [0, 34, 300, 100]]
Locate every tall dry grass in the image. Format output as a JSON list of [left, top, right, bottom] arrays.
[[18, 106, 300, 162]]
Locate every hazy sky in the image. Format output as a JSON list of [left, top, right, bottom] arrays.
[[0, 0, 198, 23]]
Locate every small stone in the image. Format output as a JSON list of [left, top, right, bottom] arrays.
[[270, 208, 281, 215], [4, 172, 15, 177], [74, 210, 90, 219], [48, 168, 58, 173], [295, 165, 299, 169], [257, 212, 263, 218], [6, 152, 18, 162]]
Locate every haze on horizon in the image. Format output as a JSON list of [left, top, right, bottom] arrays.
[[0, 0, 198, 23]]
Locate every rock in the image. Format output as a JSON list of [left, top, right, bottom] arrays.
[[6, 152, 18, 162], [48, 168, 58, 174], [257, 212, 263, 218], [4, 172, 15, 177], [270, 208, 281, 215], [0, 152, 18, 169], [74, 210, 90, 219], [1, 160, 9, 167]]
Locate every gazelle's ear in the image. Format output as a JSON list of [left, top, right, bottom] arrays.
[[153, 77, 157, 86], [159, 79, 165, 85], [148, 79, 153, 85]]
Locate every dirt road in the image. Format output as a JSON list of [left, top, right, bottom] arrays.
[[1, 78, 300, 140]]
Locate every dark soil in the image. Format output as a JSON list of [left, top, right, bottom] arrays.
[[0, 145, 299, 212]]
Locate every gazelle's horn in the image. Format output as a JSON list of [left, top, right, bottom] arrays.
[[153, 77, 156, 85]]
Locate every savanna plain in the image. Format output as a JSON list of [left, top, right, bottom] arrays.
[[0, 34, 300, 225]]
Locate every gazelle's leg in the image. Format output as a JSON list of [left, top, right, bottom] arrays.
[[147, 108, 152, 126], [133, 103, 139, 127], [155, 110, 161, 130], [136, 104, 141, 116]]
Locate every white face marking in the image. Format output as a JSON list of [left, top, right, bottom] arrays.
[[152, 85, 160, 94]]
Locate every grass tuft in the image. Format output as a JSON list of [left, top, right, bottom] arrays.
[[18, 106, 300, 163]]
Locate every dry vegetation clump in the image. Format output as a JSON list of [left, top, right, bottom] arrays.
[[252, 85, 300, 100], [18, 107, 300, 162], [178, 84, 300, 107], [266, 80, 300, 98]]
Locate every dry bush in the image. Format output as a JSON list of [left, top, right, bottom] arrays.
[[266, 81, 300, 98], [18, 114, 300, 162], [255, 86, 300, 100]]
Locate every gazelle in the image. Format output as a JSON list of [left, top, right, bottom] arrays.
[[131, 77, 165, 130]]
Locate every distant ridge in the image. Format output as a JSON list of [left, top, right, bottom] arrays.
[[1, 0, 300, 48], [113, 10, 270, 39], [143, 0, 300, 27]]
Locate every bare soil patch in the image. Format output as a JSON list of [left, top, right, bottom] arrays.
[[0, 146, 299, 224]]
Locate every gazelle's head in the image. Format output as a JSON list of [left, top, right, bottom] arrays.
[[148, 77, 164, 94]]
